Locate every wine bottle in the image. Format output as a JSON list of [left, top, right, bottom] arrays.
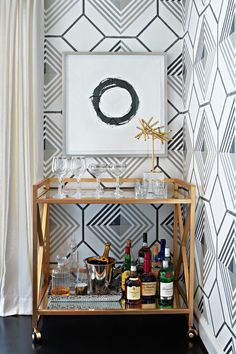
[[137, 232, 151, 275], [126, 239, 135, 263], [141, 253, 157, 304], [121, 247, 131, 297]]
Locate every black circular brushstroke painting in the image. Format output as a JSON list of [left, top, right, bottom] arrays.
[[90, 78, 139, 126]]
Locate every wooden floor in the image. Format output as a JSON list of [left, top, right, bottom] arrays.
[[0, 315, 208, 354]]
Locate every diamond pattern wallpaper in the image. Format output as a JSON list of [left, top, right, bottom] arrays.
[[44, 1, 235, 352], [183, 0, 236, 352], [44, 0, 183, 263]]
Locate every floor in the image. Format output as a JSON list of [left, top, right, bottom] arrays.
[[0, 315, 208, 354]]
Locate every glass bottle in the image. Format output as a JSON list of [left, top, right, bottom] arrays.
[[51, 256, 70, 296], [137, 232, 151, 275], [158, 260, 174, 308], [125, 264, 141, 306], [126, 239, 135, 263], [165, 247, 174, 273], [121, 246, 131, 297], [69, 240, 79, 293], [100, 241, 110, 263], [157, 239, 166, 264], [141, 253, 157, 304]]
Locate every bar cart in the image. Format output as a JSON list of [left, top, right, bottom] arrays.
[[32, 178, 197, 342]]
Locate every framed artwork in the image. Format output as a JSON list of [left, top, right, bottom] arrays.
[[63, 52, 167, 156]]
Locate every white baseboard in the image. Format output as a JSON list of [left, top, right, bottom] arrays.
[[195, 316, 224, 354]]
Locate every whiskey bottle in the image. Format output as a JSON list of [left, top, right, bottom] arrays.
[[158, 260, 174, 308], [137, 232, 151, 275], [141, 253, 157, 304], [121, 246, 131, 297], [51, 256, 70, 296], [125, 264, 141, 306]]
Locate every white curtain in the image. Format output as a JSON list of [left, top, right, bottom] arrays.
[[0, 0, 44, 315]]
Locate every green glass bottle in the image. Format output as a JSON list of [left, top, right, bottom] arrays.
[[121, 247, 131, 297], [158, 260, 174, 308]]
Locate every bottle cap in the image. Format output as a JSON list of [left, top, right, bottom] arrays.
[[124, 247, 130, 254], [165, 248, 170, 257], [127, 239, 132, 248]]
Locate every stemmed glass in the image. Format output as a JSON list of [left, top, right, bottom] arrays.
[[108, 162, 127, 198], [71, 157, 86, 198], [88, 163, 107, 197], [51, 156, 69, 199]]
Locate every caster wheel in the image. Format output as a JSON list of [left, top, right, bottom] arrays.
[[32, 330, 42, 343], [188, 328, 198, 339]]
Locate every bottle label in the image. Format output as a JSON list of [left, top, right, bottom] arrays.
[[139, 257, 144, 265], [141, 282, 156, 296], [160, 282, 173, 299], [121, 270, 130, 291], [127, 286, 141, 300]]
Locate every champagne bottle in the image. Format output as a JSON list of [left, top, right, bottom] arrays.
[[121, 247, 131, 297]]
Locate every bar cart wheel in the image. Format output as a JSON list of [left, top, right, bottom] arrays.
[[32, 330, 42, 343], [188, 328, 198, 339]]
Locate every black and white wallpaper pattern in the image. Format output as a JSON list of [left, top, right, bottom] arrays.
[[44, 0, 183, 262], [183, 0, 236, 352], [44, 1, 235, 352]]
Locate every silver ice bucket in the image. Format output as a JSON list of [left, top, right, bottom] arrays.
[[84, 256, 116, 295]]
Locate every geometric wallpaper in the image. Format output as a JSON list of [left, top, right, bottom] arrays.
[[44, 1, 235, 351], [183, 0, 236, 352], [44, 0, 184, 264]]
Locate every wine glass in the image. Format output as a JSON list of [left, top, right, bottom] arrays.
[[88, 163, 107, 197], [71, 157, 86, 198], [108, 162, 127, 198], [51, 156, 69, 199]]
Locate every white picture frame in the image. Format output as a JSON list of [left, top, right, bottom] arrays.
[[63, 52, 167, 156]]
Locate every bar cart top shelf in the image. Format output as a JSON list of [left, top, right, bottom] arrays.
[[33, 177, 195, 205]]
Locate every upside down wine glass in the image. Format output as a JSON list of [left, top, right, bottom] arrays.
[[108, 163, 127, 198], [71, 157, 86, 198], [88, 163, 107, 197], [51, 156, 69, 199]]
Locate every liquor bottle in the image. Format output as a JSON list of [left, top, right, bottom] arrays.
[[165, 247, 174, 272], [157, 239, 166, 265], [137, 232, 151, 275], [141, 253, 157, 304], [158, 260, 174, 308], [121, 246, 131, 297], [125, 264, 141, 306], [51, 256, 70, 296], [126, 239, 135, 263]]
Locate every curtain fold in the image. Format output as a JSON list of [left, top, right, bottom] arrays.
[[0, 0, 43, 316]]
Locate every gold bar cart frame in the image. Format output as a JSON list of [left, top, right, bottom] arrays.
[[32, 178, 196, 341]]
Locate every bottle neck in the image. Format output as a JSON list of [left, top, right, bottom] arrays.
[[144, 258, 151, 273], [124, 253, 131, 265], [162, 260, 169, 269], [103, 242, 110, 258], [142, 242, 148, 247]]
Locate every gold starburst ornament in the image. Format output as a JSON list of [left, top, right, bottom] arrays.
[[135, 117, 172, 172]]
